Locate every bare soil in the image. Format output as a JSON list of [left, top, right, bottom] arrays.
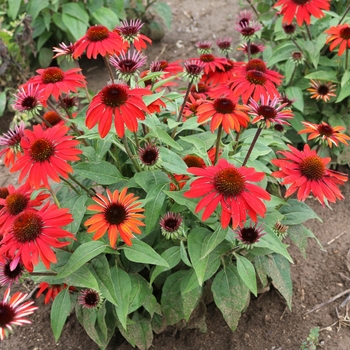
[[2, 0, 350, 349]]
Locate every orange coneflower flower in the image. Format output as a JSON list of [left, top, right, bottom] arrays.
[[299, 121, 350, 147], [274, 0, 330, 26], [184, 158, 271, 229], [84, 188, 145, 248], [73, 25, 127, 59], [0, 203, 75, 272], [10, 124, 82, 189], [86, 83, 152, 138], [0, 288, 38, 340], [271, 144, 348, 205], [307, 79, 336, 102], [325, 23, 350, 56]]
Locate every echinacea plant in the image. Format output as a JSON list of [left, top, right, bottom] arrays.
[[1, 3, 350, 349]]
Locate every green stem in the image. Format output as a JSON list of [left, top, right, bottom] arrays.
[[315, 143, 322, 153], [304, 23, 312, 41], [122, 135, 141, 172], [245, 0, 260, 19], [338, 4, 350, 24], [242, 127, 262, 166], [49, 188, 60, 208], [214, 124, 223, 165], [287, 64, 296, 86], [161, 166, 180, 190], [233, 129, 242, 154], [103, 55, 115, 83], [68, 173, 95, 196], [247, 39, 251, 62], [108, 149, 122, 172], [133, 131, 140, 149], [30, 272, 57, 276], [60, 176, 80, 195]]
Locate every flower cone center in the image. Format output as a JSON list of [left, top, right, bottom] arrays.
[[140, 147, 159, 165], [246, 59, 267, 72], [213, 98, 235, 114], [257, 105, 277, 120], [246, 70, 267, 85], [119, 59, 138, 71], [6, 193, 28, 216], [104, 203, 127, 225], [0, 187, 9, 200], [4, 261, 22, 280], [22, 96, 37, 109], [86, 25, 109, 41], [84, 292, 99, 306], [42, 67, 64, 84], [183, 155, 205, 168], [0, 304, 15, 327], [30, 138, 54, 162], [241, 27, 255, 36], [164, 218, 180, 232], [292, 0, 309, 4], [317, 85, 330, 96], [249, 44, 261, 55], [200, 54, 215, 63], [214, 168, 245, 196], [300, 156, 325, 180], [317, 124, 334, 137], [43, 111, 61, 126], [240, 227, 259, 244], [101, 85, 128, 107], [340, 27, 350, 39], [12, 211, 43, 243]]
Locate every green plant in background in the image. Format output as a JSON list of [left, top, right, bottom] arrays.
[[300, 327, 320, 350]]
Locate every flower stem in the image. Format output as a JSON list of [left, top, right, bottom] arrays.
[[68, 173, 95, 196], [304, 23, 312, 41], [242, 127, 262, 166], [233, 129, 242, 154], [133, 131, 140, 149], [338, 4, 350, 24], [214, 124, 223, 164], [247, 39, 251, 61], [122, 135, 141, 172], [176, 81, 192, 123], [49, 188, 60, 208], [245, 0, 260, 19], [103, 55, 115, 83], [30, 272, 57, 276], [291, 38, 310, 69], [60, 176, 80, 195], [161, 166, 180, 190]]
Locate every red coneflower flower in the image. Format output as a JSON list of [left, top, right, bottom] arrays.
[[238, 42, 265, 56], [196, 40, 213, 54], [235, 10, 254, 26], [307, 79, 336, 102], [151, 59, 183, 76], [226, 58, 283, 103], [246, 95, 294, 128], [0, 259, 23, 287], [271, 144, 348, 205], [0, 288, 38, 340], [59, 95, 78, 110], [190, 82, 210, 100], [42, 110, 63, 128], [183, 94, 202, 120], [109, 50, 147, 81], [86, 83, 151, 138], [52, 42, 75, 60], [36, 282, 67, 304], [0, 187, 9, 210], [12, 84, 43, 114], [197, 96, 250, 133], [235, 222, 266, 248], [84, 188, 145, 248], [78, 289, 103, 309], [203, 59, 239, 86], [138, 144, 160, 167], [0, 183, 49, 234], [73, 25, 127, 59], [184, 158, 271, 229], [274, 0, 330, 26], [195, 54, 227, 75], [282, 23, 297, 35], [299, 121, 350, 147], [10, 124, 82, 189], [22, 67, 86, 103], [279, 92, 295, 107], [0, 203, 74, 272], [0, 122, 25, 167], [160, 212, 184, 239], [183, 60, 206, 84], [325, 24, 350, 56], [235, 21, 262, 38], [216, 37, 233, 55], [115, 19, 152, 51]]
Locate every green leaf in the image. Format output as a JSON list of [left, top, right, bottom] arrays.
[[92, 7, 120, 29], [38, 47, 52, 67], [304, 70, 338, 83], [188, 228, 210, 286], [280, 199, 321, 225], [180, 241, 192, 267], [161, 270, 202, 325], [159, 147, 188, 175], [212, 265, 250, 331], [62, 193, 87, 234], [285, 86, 304, 112], [122, 239, 169, 267], [51, 288, 71, 341], [52, 13, 69, 32], [133, 169, 170, 191], [341, 71, 350, 87], [150, 246, 181, 284], [111, 266, 131, 330], [153, 127, 183, 150], [57, 241, 107, 278], [336, 82, 350, 103], [8, 0, 22, 20], [267, 254, 293, 309], [284, 60, 295, 85], [26, 0, 49, 22], [63, 265, 99, 290], [62, 3, 89, 25], [254, 255, 268, 288], [37, 31, 51, 51], [144, 183, 167, 234], [235, 254, 258, 296], [73, 161, 123, 185], [267, 42, 295, 67], [62, 14, 88, 41], [91, 256, 119, 306], [0, 91, 6, 117], [128, 274, 152, 313], [152, 2, 172, 29], [200, 225, 227, 260]]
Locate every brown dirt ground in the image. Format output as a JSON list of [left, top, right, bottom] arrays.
[[2, 0, 350, 349]]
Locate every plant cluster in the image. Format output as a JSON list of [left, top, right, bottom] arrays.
[[0, 0, 349, 349]]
